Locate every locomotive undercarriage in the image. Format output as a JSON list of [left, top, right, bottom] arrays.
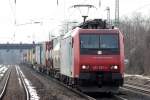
[[79, 72, 123, 87], [46, 68, 123, 87], [33, 65, 123, 93]]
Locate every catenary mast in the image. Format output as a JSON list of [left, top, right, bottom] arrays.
[[115, 0, 119, 27]]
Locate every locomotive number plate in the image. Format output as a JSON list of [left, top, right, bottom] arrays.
[[92, 66, 108, 70]]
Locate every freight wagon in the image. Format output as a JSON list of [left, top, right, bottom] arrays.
[[33, 41, 52, 72], [34, 44, 42, 71]]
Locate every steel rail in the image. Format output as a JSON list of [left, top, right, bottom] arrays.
[[114, 95, 128, 100], [0, 67, 12, 99], [27, 65, 129, 100], [125, 82, 150, 89], [16, 66, 30, 100], [122, 83, 150, 96]]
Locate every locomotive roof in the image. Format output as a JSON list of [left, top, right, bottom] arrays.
[[76, 28, 120, 33], [77, 19, 108, 29]]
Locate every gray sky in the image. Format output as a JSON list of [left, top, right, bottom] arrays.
[[0, 0, 150, 43]]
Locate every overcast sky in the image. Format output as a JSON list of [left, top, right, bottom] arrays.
[[0, 0, 150, 43]]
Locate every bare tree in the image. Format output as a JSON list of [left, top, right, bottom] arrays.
[[119, 13, 149, 74]]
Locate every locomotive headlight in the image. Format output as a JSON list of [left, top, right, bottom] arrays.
[[114, 65, 118, 69], [81, 65, 89, 70], [82, 65, 86, 69], [111, 65, 118, 70]]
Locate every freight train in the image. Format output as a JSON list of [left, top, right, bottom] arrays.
[[24, 19, 124, 93]]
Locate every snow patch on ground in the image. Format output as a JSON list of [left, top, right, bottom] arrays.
[[0, 64, 9, 78]]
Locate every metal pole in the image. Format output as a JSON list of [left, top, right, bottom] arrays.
[[106, 7, 110, 25], [115, 0, 119, 27], [82, 16, 88, 22]]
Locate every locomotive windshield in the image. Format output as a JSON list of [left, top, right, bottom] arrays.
[[80, 34, 119, 55]]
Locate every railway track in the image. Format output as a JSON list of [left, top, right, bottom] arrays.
[[85, 91, 128, 100], [125, 82, 150, 89], [0, 66, 30, 100], [43, 74, 130, 100], [33, 67, 129, 100], [122, 83, 150, 97], [113, 94, 128, 100], [0, 67, 11, 99], [16, 66, 30, 100]]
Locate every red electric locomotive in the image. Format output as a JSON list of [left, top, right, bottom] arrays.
[[31, 19, 124, 93], [59, 19, 124, 92]]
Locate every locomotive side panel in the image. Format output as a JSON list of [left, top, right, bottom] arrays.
[[72, 29, 80, 78], [119, 31, 125, 75]]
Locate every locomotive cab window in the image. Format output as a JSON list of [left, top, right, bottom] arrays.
[[100, 35, 119, 49], [80, 34, 119, 55], [80, 35, 99, 49]]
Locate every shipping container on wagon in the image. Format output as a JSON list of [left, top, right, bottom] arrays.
[[45, 41, 53, 69], [31, 48, 36, 65], [29, 50, 32, 64], [52, 37, 61, 70], [22, 52, 27, 63], [26, 49, 31, 63], [35, 44, 42, 65], [41, 42, 46, 66], [40, 41, 53, 70]]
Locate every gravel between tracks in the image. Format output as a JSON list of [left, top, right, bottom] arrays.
[[20, 65, 86, 100]]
